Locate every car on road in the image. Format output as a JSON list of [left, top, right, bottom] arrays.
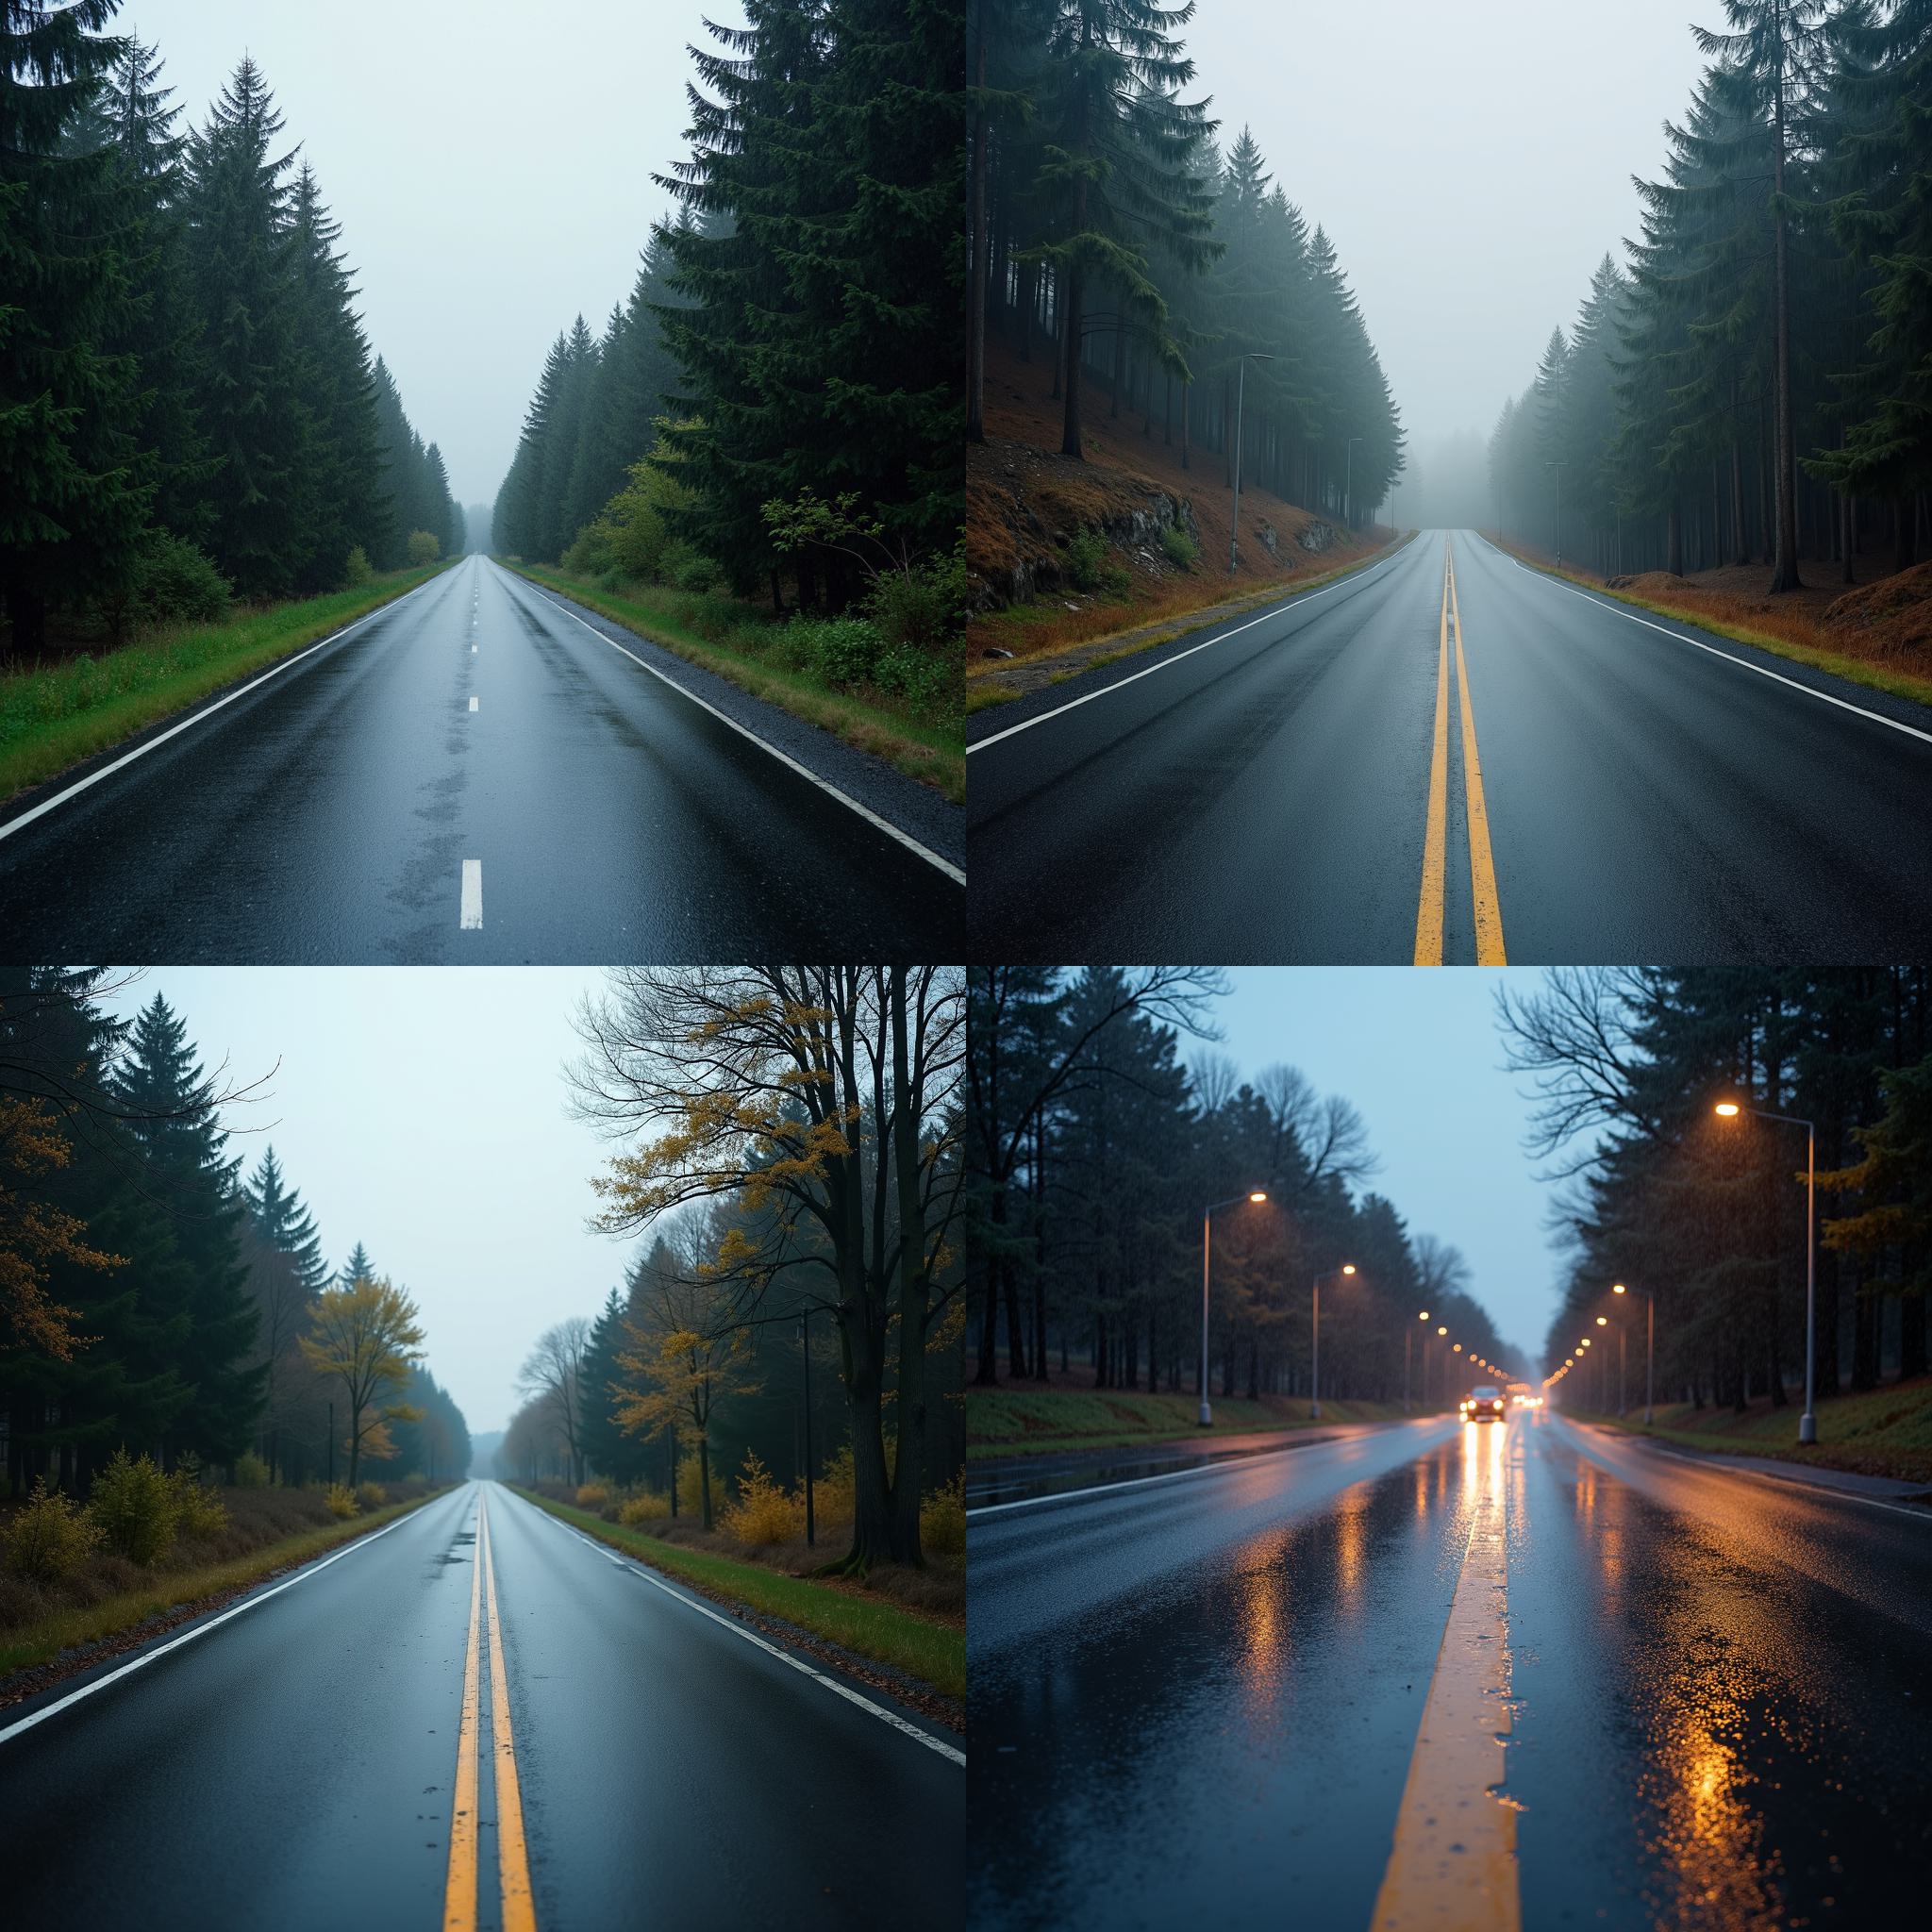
[[1460, 1385, 1507, 1422]]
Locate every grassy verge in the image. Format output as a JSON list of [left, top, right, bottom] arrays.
[[968, 1387, 1420, 1460], [1481, 530, 1932, 712], [0, 564, 450, 806], [1567, 1374, 1932, 1485], [511, 1489, 963, 1700], [0, 1487, 448, 1679], [968, 528, 1414, 706], [497, 560, 964, 805]]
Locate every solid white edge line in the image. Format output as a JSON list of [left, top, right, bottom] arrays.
[[1472, 530, 1932, 750], [1557, 1415, 1932, 1523], [492, 561, 965, 888], [964, 1416, 1445, 1520], [512, 1488, 964, 1767], [0, 567, 452, 846], [0, 1484, 462, 1746], [966, 534, 1420, 754]]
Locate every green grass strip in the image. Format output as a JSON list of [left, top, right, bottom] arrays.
[[967, 1389, 1423, 1459], [497, 560, 965, 804], [0, 563, 451, 806], [511, 1489, 964, 1701], [0, 1488, 449, 1678], [1484, 535, 1932, 712]]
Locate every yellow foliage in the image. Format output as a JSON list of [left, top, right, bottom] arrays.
[[354, 1481, 386, 1510], [3, 1478, 105, 1582], [920, 1473, 966, 1555], [171, 1471, 229, 1541], [324, 1483, 358, 1520], [722, 1449, 805, 1547], [88, 1449, 177, 1565], [576, 1481, 612, 1509], [812, 1443, 857, 1526], [618, 1490, 670, 1526]]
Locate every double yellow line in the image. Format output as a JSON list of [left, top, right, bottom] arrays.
[[444, 1490, 535, 1932], [1413, 540, 1507, 965]]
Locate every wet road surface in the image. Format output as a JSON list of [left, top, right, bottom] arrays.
[[966, 1408, 1932, 1930], [0, 1481, 963, 1930], [965, 529, 1932, 962], [0, 556, 963, 961]]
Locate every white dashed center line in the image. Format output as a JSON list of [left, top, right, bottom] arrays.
[[469, 695, 478, 711], [459, 859, 483, 929]]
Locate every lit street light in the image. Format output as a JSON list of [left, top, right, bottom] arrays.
[[1309, 1264, 1357, 1420], [1199, 1190, 1269, 1425], [1614, 1282, 1654, 1424], [1716, 1096, 1819, 1444], [1407, 1310, 1429, 1413]]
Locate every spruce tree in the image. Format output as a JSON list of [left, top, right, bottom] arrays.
[[242, 1144, 329, 1296]]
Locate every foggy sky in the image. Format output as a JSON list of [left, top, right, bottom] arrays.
[[1201, 969, 1565, 1366], [101, 968, 633, 1436], [124, 0, 716, 507], [1189, 0, 1716, 455]]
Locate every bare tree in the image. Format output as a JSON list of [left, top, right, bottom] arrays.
[[518, 1317, 592, 1491], [1494, 966, 1657, 1173], [1255, 1062, 1378, 1191]]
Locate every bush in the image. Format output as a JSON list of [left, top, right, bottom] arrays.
[[125, 531, 233, 631], [342, 544, 373, 588], [723, 1451, 805, 1547], [813, 1444, 857, 1527], [920, 1474, 966, 1556], [4, 1479, 105, 1583], [617, 1490, 670, 1527], [1160, 525, 1198, 571], [1062, 525, 1109, 592], [87, 1449, 178, 1566], [678, 1447, 728, 1525], [170, 1470, 229, 1541], [355, 1481, 386, 1511], [231, 1450, 271, 1489], [865, 551, 967, 650], [562, 521, 612, 576], [407, 529, 441, 566], [670, 547, 720, 594], [789, 614, 885, 691], [575, 1481, 612, 1510], [324, 1483, 358, 1520]]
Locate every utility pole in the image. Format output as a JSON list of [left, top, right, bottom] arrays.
[[801, 1308, 816, 1548], [327, 1401, 334, 1487], [1226, 352, 1276, 574]]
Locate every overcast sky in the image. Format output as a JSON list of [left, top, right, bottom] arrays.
[[1189, 0, 1715, 453], [125, 0, 711, 507], [101, 968, 632, 1436], [1200, 969, 1562, 1365]]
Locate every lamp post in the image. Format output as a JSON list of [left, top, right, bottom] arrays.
[[1716, 1097, 1818, 1443], [1343, 436, 1363, 530], [1200, 1190, 1269, 1424], [1407, 1309, 1428, 1414], [800, 1307, 816, 1548], [1309, 1264, 1357, 1420], [1227, 353, 1277, 574], [1614, 1283, 1654, 1424], [1545, 458, 1564, 565]]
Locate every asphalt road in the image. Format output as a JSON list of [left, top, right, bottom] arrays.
[[966, 529, 1932, 961], [0, 1481, 963, 1931], [966, 1408, 1932, 1930], [0, 556, 963, 961]]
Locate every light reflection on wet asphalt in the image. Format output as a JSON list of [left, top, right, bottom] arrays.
[[967, 1411, 1932, 1931]]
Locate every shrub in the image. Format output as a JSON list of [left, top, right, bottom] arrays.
[[324, 1483, 359, 1520], [4, 1479, 105, 1583], [617, 1490, 670, 1527], [723, 1451, 805, 1547], [812, 1443, 857, 1526], [670, 547, 720, 594], [231, 1449, 270, 1489], [87, 1449, 178, 1565], [355, 1481, 386, 1511], [120, 530, 233, 632], [575, 1481, 612, 1510], [562, 521, 612, 576], [407, 529, 441, 566], [789, 613, 885, 691], [342, 544, 373, 588], [678, 1447, 728, 1525], [170, 1470, 229, 1541], [1062, 525, 1109, 592], [865, 551, 967, 650], [1160, 525, 1198, 571], [920, 1474, 966, 1556]]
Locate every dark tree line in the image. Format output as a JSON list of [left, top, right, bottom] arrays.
[[1499, 968, 1932, 1409], [1, 3, 459, 659], [494, 0, 963, 611], [967, 967, 1521, 1404], [1491, 0, 1932, 584], [0, 970, 469, 1497], [967, 1, 1404, 525]]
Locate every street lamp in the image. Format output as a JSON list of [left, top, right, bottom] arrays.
[[1715, 1096, 1819, 1444], [1227, 353, 1277, 574], [1614, 1283, 1654, 1424], [1200, 1190, 1269, 1424], [1407, 1310, 1428, 1413], [1309, 1264, 1357, 1419]]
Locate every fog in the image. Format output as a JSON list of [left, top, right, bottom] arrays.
[[1204, 970, 1560, 1366], [1188, 0, 1714, 468], [100, 968, 627, 1436], [123, 0, 715, 507]]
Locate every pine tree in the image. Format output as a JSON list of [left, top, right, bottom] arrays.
[[338, 1240, 375, 1288], [242, 1144, 329, 1295]]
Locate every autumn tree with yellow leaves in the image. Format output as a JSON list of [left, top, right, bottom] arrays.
[[571, 965, 964, 1572], [300, 1276, 425, 1488]]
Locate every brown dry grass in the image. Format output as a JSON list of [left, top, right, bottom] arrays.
[[1486, 532, 1932, 708], [969, 341, 1392, 672]]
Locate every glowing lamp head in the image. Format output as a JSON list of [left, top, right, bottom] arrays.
[[1438, 1325, 1447, 1336], [1612, 1283, 1626, 1294], [1714, 1101, 1740, 1118], [1341, 1263, 1357, 1275], [1419, 1310, 1429, 1322], [1595, 1315, 1607, 1326], [1248, 1191, 1268, 1203]]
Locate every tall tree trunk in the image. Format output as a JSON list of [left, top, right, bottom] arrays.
[[1179, 381, 1191, 471], [1899, 494, 1917, 573], [966, 5, 989, 445], [1769, 61, 1803, 592], [1666, 504, 1684, 576]]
